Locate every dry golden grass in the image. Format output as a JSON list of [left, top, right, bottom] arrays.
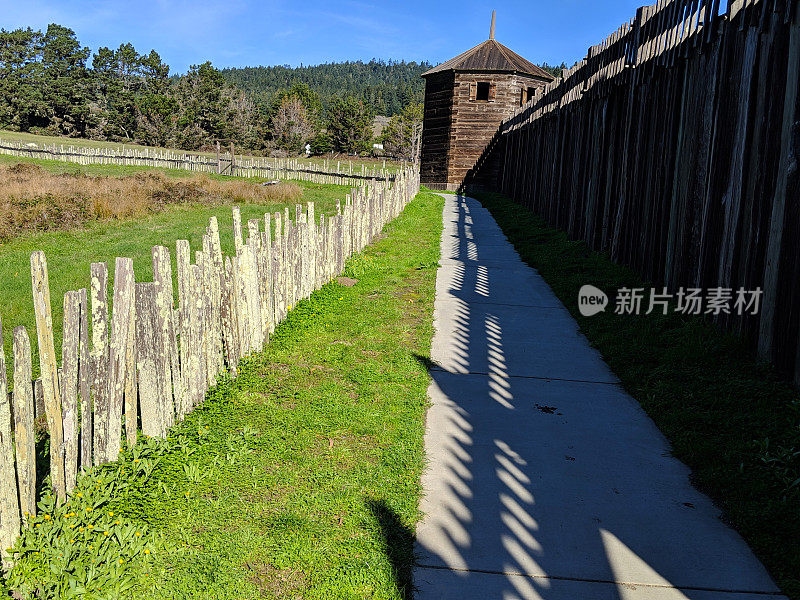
[[0, 163, 302, 241]]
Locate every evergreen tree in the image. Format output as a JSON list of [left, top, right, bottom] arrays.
[[40, 24, 92, 136], [326, 95, 373, 154]]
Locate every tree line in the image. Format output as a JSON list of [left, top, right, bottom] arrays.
[[221, 60, 429, 117], [0, 23, 564, 157]]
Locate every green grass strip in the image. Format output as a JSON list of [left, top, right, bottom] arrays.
[[473, 191, 800, 600], [2, 190, 442, 599]]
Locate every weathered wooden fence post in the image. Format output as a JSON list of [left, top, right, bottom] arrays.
[[90, 262, 110, 465], [0, 314, 20, 570], [107, 258, 135, 460], [30, 251, 66, 500], [61, 291, 81, 493], [12, 327, 35, 519]]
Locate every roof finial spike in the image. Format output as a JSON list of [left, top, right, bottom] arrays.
[[489, 10, 496, 40]]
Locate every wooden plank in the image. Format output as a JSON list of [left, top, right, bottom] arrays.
[[233, 206, 244, 254], [175, 240, 192, 417], [759, 2, 800, 360], [232, 254, 252, 355], [206, 219, 225, 376], [135, 282, 165, 437], [90, 262, 110, 465], [196, 249, 214, 388], [12, 327, 35, 519], [187, 264, 205, 407], [77, 289, 90, 471], [107, 257, 135, 460], [273, 212, 284, 322], [0, 314, 20, 570], [30, 251, 66, 500], [152, 246, 178, 429], [61, 291, 80, 494], [263, 212, 274, 334], [222, 256, 239, 374]]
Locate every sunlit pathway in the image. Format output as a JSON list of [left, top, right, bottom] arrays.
[[413, 194, 786, 600]]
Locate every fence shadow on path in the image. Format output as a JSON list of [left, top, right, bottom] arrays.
[[367, 499, 415, 600], [410, 195, 784, 599]]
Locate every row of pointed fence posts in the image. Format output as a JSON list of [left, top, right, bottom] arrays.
[[0, 168, 420, 570]]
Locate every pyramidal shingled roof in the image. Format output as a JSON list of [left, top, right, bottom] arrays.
[[422, 38, 555, 80]]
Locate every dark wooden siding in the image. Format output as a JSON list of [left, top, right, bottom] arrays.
[[420, 69, 548, 190], [447, 72, 547, 187], [420, 72, 454, 188]]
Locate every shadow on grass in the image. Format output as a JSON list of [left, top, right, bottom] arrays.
[[367, 499, 414, 600]]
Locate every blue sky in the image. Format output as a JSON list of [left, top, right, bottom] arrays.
[[1, 0, 644, 74]]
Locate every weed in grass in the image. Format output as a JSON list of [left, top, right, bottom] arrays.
[[0, 162, 301, 241]]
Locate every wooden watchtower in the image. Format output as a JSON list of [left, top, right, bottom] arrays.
[[420, 12, 554, 191]]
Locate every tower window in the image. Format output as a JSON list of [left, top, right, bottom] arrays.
[[521, 86, 537, 106], [476, 82, 491, 101]]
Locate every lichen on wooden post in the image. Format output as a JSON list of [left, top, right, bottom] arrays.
[[30, 251, 66, 499], [135, 282, 166, 437], [12, 327, 35, 519], [152, 246, 179, 429], [61, 290, 81, 494], [0, 314, 21, 570], [90, 262, 110, 465], [107, 258, 135, 461], [233, 206, 244, 255], [78, 288, 91, 471]]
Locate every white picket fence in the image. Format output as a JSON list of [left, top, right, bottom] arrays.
[[0, 137, 399, 185]]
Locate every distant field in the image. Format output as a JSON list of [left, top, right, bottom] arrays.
[[0, 129, 401, 172]]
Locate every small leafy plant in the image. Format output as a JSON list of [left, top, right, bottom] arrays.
[[7, 469, 154, 600]]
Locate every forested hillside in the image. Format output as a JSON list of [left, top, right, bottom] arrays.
[[0, 23, 564, 156], [222, 60, 430, 117]]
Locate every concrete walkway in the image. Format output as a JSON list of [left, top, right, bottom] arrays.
[[413, 194, 786, 600]]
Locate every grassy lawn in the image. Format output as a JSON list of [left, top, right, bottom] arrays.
[[1, 190, 442, 599], [472, 191, 800, 599], [0, 130, 400, 172], [0, 163, 350, 380]]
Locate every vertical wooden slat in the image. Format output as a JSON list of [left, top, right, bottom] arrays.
[[135, 282, 165, 438], [222, 256, 239, 374], [30, 251, 66, 500], [273, 212, 284, 322], [152, 246, 178, 429], [759, 2, 800, 361], [233, 254, 252, 356], [187, 264, 205, 407], [12, 327, 35, 519], [107, 257, 135, 461], [207, 219, 225, 377], [77, 289, 91, 471], [175, 240, 192, 417], [90, 262, 109, 465], [0, 314, 20, 569], [61, 291, 80, 494], [233, 206, 244, 254]]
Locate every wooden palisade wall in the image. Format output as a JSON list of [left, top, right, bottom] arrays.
[[463, 0, 800, 380]]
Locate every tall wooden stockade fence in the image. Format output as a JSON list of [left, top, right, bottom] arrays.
[[463, 0, 800, 379], [0, 137, 397, 186], [0, 167, 420, 569]]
